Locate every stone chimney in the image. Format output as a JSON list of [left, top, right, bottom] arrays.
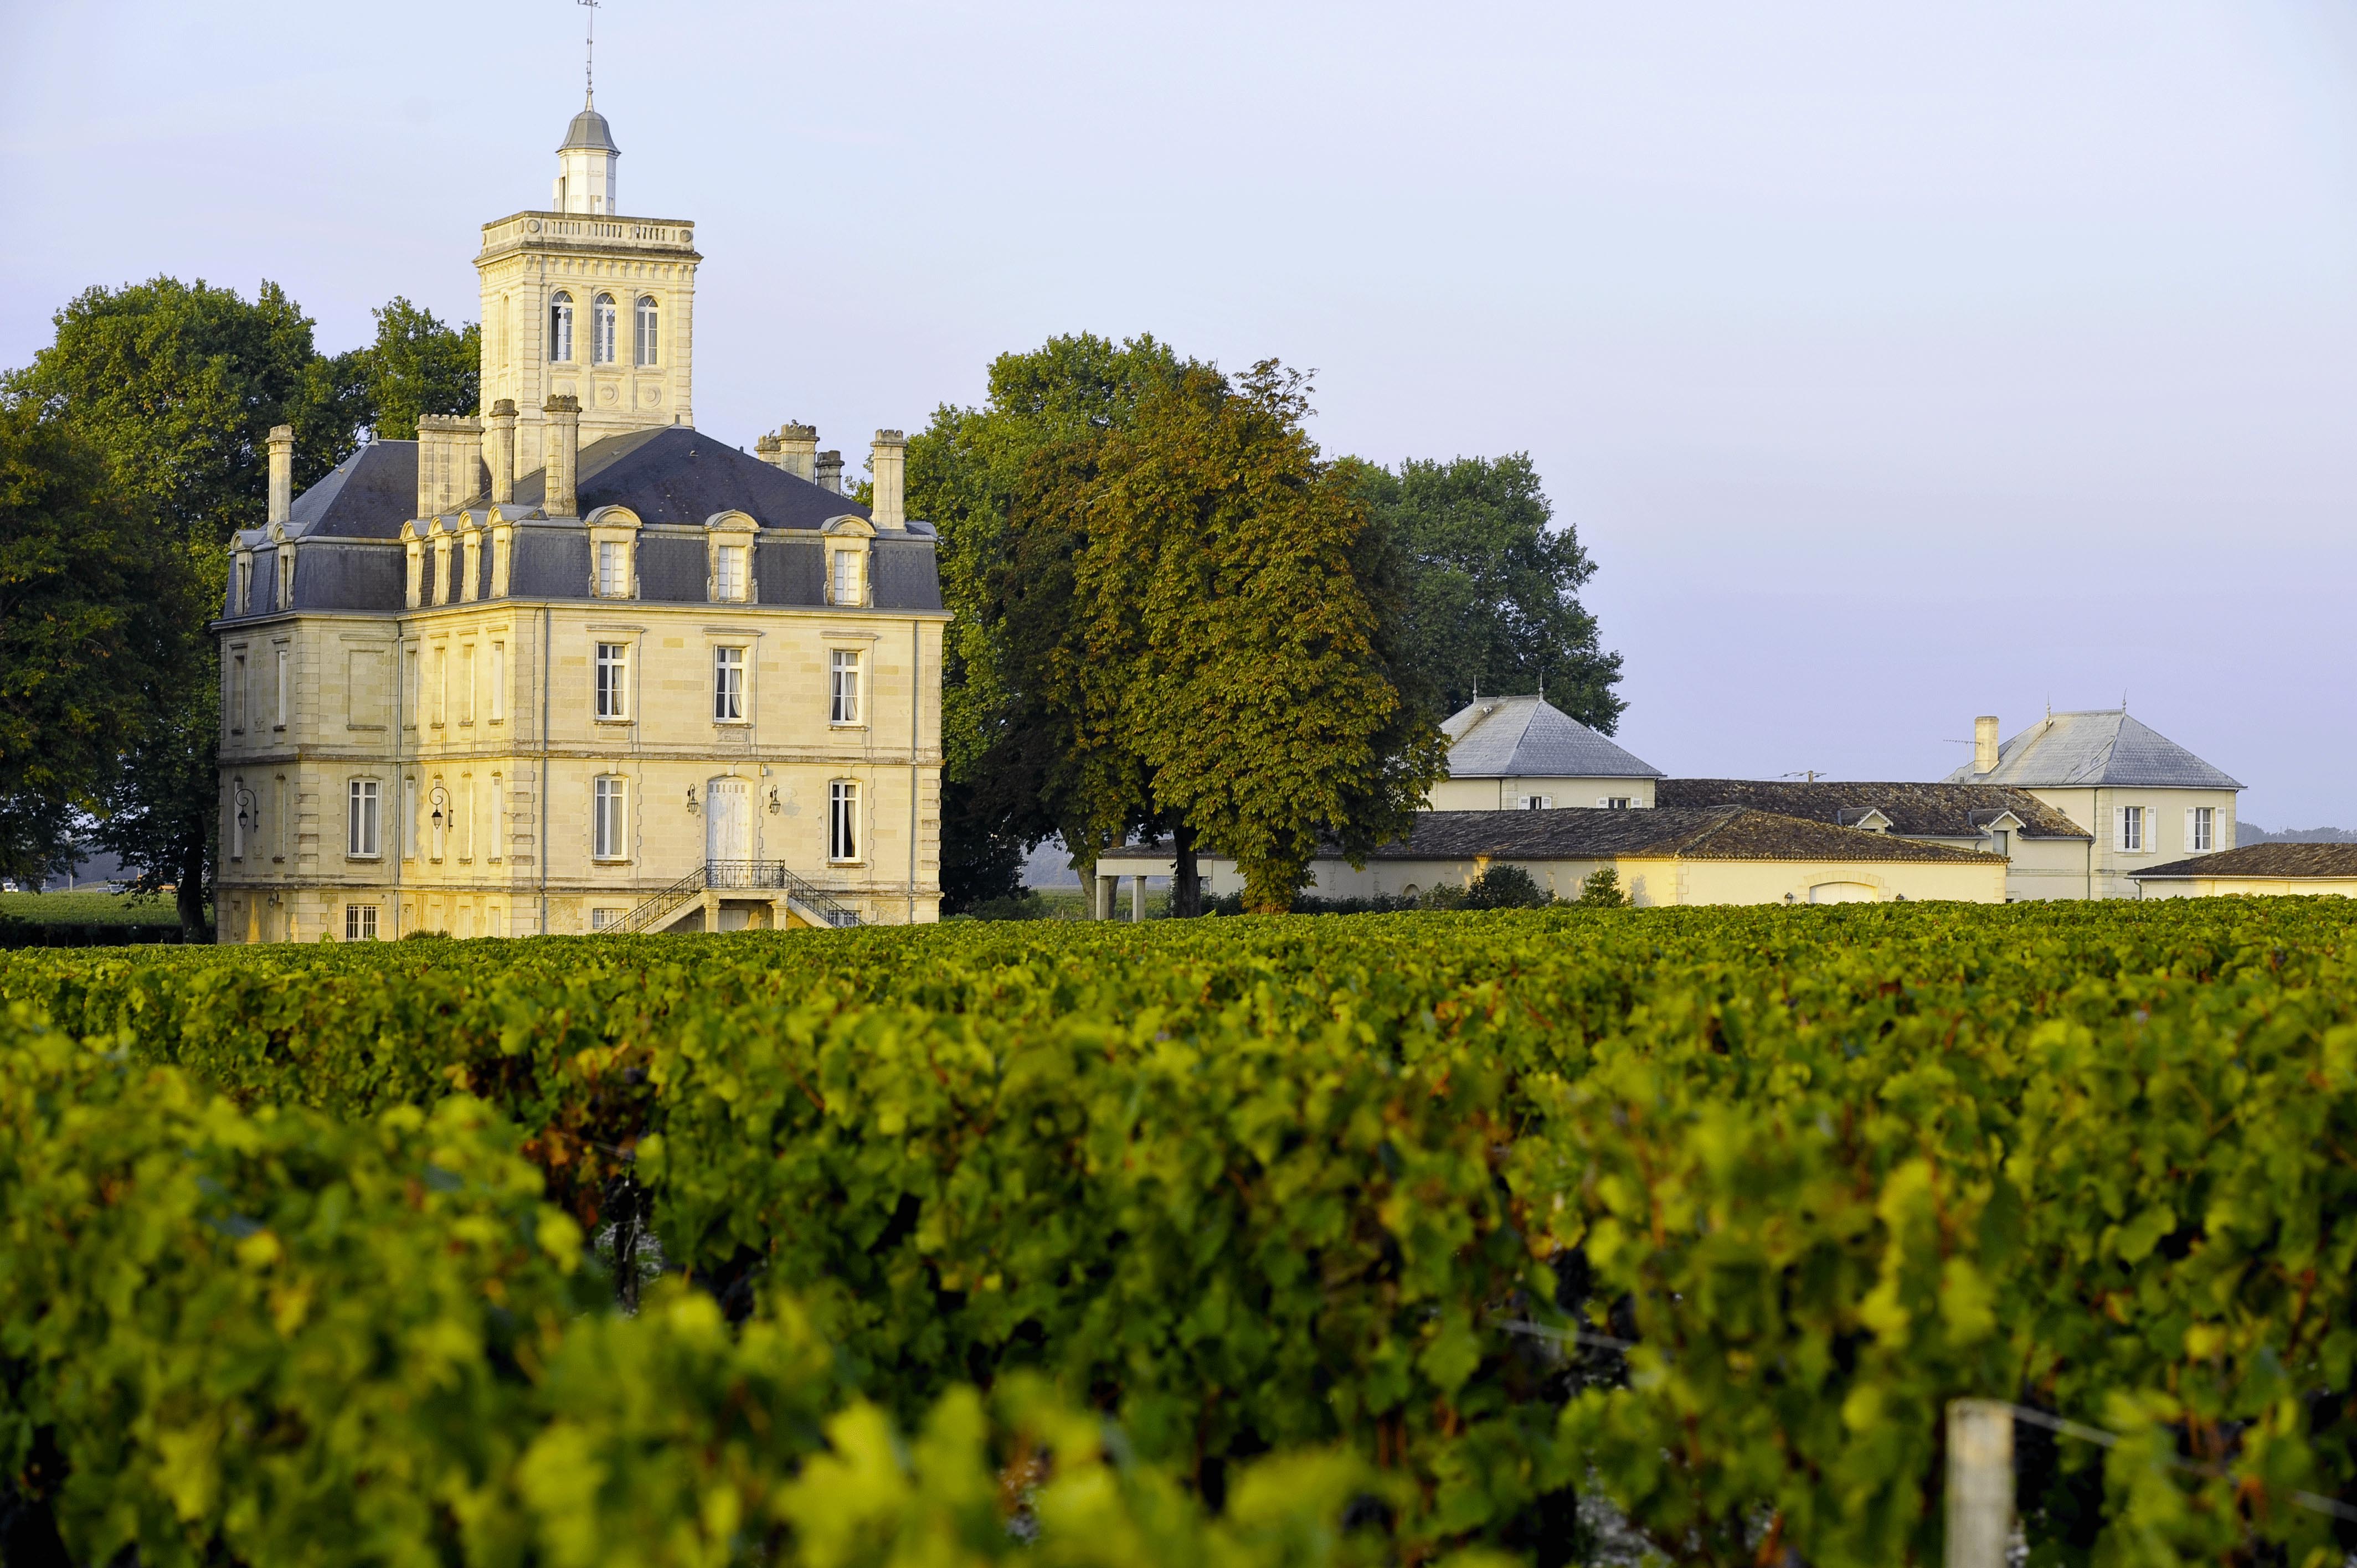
[[266, 425, 294, 525], [815, 448, 843, 496], [543, 394, 581, 517], [776, 422, 819, 482], [485, 399, 517, 506], [755, 434, 781, 467], [416, 414, 485, 517], [1974, 715, 2000, 775], [869, 429, 907, 529]]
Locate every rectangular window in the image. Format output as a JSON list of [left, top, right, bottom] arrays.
[[595, 642, 629, 719], [635, 296, 658, 365], [347, 779, 380, 857], [461, 645, 476, 724], [714, 544, 747, 601], [275, 648, 290, 729], [2117, 804, 2144, 853], [344, 904, 378, 941], [2190, 806, 2214, 853], [489, 643, 506, 721], [593, 776, 626, 860], [1516, 795, 1553, 810], [238, 558, 253, 613], [829, 780, 859, 862], [490, 775, 504, 862], [713, 646, 744, 721], [830, 649, 861, 725], [831, 549, 859, 605], [589, 907, 621, 931], [598, 540, 628, 597], [230, 653, 247, 733]]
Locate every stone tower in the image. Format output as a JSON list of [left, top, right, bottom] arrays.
[[474, 97, 699, 478]]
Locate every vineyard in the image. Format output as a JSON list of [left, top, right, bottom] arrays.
[[4, 899, 2356, 1567]]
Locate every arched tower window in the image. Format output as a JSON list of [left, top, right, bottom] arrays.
[[592, 294, 617, 365], [635, 296, 658, 366], [549, 291, 574, 363]]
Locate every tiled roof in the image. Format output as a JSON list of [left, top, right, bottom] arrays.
[[2133, 843, 2357, 880], [1441, 696, 1662, 780], [1941, 710, 2242, 791], [275, 440, 420, 541], [1100, 808, 2001, 866], [1659, 779, 2090, 840]]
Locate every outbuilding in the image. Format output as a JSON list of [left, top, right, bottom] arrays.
[[2128, 842, 2357, 899]]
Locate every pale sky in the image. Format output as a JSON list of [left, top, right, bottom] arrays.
[[5, 1, 2353, 826]]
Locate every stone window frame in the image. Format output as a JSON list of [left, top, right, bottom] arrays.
[[585, 506, 644, 600], [821, 515, 874, 607], [704, 509, 758, 604], [827, 778, 863, 865], [346, 777, 383, 860]]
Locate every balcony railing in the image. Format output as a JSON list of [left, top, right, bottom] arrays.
[[608, 860, 858, 935]]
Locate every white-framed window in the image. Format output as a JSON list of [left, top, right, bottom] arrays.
[[345, 904, 378, 941], [549, 290, 574, 362], [347, 778, 380, 858], [595, 642, 629, 719], [489, 775, 505, 863], [2189, 806, 2215, 853], [230, 651, 247, 733], [635, 296, 659, 365], [279, 548, 294, 608], [830, 549, 861, 606], [714, 543, 747, 601], [597, 540, 629, 597], [1516, 795, 1553, 810], [589, 907, 622, 931], [489, 643, 506, 721], [274, 647, 290, 729], [2116, 804, 2145, 853], [593, 776, 627, 860], [591, 293, 617, 364], [828, 780, 860, 862], [830, 649, 862, 725], [1598, 796, 1632, 810], [713, 646, 744, 721]]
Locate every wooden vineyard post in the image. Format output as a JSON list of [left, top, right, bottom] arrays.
[[1947, 1400, 2015, 1568]]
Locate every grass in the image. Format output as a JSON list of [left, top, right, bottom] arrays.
[[0, 890, 189, 927]]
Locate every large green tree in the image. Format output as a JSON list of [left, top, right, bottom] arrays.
[[0, 401, 184, 888], [6, 277, 478, 931], [907, 334, 1183, 909], [1351, 453, 1623, 731], [1077, 363, 1445, 911]]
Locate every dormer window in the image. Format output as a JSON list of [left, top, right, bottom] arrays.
[[830, 547, 863, 606], [549, 291, 575, 363], [592, 293, 617, 364], [278, 546, 294, 608], [635, 296, 658, 365], [714, 544, 747, 601]]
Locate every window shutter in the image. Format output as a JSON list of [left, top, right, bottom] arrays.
[[2114, 807, 2127, 852], [2184, 807, 2197, 854]]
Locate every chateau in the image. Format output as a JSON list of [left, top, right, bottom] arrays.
[[213, 95, 947, 942]]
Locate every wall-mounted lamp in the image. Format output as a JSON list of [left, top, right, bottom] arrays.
[[765, 787, 781, 814], [685, 785, 699, 815], [234, 786, 256, 831], [429, 785, 449, 829]]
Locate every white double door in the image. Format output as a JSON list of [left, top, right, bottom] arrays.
[[705, 777, 751, 865]]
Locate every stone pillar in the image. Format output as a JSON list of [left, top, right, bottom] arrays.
[[267, 425, 294, 525], [1093, 875, 1114, 921], [486, 399, 517, 505], [1131, 875, 1145, 922], [543, 394, 581, 517], [777, 422, 819, 482], [815, 449, 843, 496], [869, 430, 907, 529]]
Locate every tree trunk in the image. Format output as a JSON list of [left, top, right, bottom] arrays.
[[1172, 820, 1201, 917], [175, 804, 208, 942]]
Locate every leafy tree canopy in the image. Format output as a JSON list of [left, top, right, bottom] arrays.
[[1351, 453, 1624, 732], [336, 296, 481, 443]]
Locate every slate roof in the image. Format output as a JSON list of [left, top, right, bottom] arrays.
[[2132, 843, 2357, 881], [499, 426, 873, 530], [1942, 710, 2242, 791], [271, 441, 420, 541], [1658, 779, 2090, 840], [562, 106, 618, 152], [1441, 696, 1663, 780], [1107, 808, 2000, 866]]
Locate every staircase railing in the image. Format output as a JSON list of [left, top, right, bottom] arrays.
[[609, 860, 860, 935]]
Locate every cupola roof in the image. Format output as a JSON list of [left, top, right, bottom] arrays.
[[560, 105, 618, 153]]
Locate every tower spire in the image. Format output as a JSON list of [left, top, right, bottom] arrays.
[[580, 0, 599, 107]]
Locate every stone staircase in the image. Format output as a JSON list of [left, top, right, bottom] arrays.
[[610, 860, 860, 935]]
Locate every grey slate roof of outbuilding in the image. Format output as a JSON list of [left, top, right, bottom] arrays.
[[1658, 779, 2090, 840], [1941, 710, 2242, 791], [2132, 843, 2357, 881], [1441, 696, 1663, 780]]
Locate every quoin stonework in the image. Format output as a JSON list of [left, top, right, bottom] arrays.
[[213, 92, 946, 942]]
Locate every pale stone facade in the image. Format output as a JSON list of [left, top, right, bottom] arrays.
[[214, 99, 945, 942]]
